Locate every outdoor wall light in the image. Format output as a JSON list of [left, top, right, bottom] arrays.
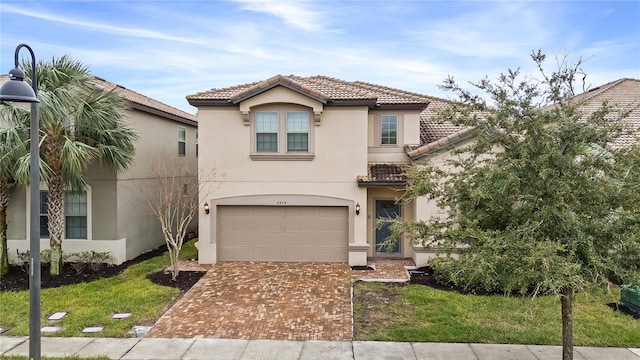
[[204, 202, 210, 214], [0, 43, 41, 360], [355, 202, 360, 215]]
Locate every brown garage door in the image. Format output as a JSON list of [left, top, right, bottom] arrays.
[[217, 206, 348, 262]]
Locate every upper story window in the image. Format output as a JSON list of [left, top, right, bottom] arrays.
[[256, 112, 278, 152], [286, 112, 309, 152], [372, 114, 403, 149], [178, 126, 186, 156], [381, 115, 398, 145], [251, 105, 314, 160]]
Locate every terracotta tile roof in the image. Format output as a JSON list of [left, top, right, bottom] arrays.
[[568, 78, 640, 150], [407, 127, 472, 160], [357, 163, 408, 186], [187, 74, 431, 106], [0, 74, 197, 126], [410, 78, 640, 159], [230, 74, 331, 104], [91, 76, 197, 125], [348, 80, 437, 105], [187, 74, 469, 149], [419, 98, 466, 144]]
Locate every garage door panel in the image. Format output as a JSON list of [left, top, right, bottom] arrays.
[[218, 205, 348, 262]]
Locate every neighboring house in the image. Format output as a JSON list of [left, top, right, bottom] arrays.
[[3, 75, 198, 264], [187, 75, 469, 266]]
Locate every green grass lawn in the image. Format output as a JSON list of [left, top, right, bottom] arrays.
[[353, 282, 640, 347], [0, 240, 199, 338]]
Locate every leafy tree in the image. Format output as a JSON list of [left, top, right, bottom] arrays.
[[393, 51, 640, 360], [1, 55, 138, 275]]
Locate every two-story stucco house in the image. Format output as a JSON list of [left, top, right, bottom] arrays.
[[188, 75, 470, 266], [4, 75, 198, 264]]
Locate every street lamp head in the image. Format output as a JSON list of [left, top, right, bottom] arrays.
[[0, 67, 39, 103]]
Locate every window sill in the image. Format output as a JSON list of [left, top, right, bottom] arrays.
[[368, 146, 404, 153], [250, 153, 315, 161]]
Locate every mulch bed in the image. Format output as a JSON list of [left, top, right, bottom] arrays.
[[0, 246, 204, 292], [409, 266, 500, 296], [146, 270, 205, 292]]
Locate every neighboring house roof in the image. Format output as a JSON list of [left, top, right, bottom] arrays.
[[92, 76, 197, 126], [567, 78, 640, 150], [419, 98, 466, 144], [0, 74, 197, 127], [407, 127, 472, 160], [407, 97, 473, 160], [409, 78, 640, 160], [357, 163, 408, 187]]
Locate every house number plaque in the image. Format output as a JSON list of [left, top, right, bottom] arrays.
[[276, 201, 287, 205]]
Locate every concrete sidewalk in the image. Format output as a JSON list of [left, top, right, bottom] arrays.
[[1, 336, 639, 360]]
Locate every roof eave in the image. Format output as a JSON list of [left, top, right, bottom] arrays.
[[186, 98, 234, 107], [408, 129, 473, 160], [357, 181, 407, 188], [329, 99, 379, 107], [129, 102, 197, 127], [375, 102, 429, 111]]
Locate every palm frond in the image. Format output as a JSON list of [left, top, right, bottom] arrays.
[[18, 54, 138, 187], [61, 139, 99, 190], [0, 130, 28, 164], [13, 153, 51, 186]]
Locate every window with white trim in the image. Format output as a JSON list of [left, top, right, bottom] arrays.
[[178, 126, 186, 156], [372, 113, 403, 148], [381, 115, 398, 145], [286, 112, 309, 152], [256, 112, 278, 152], [40, 190, 88, 239]]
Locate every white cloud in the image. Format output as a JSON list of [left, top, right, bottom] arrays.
[[1, 3, 206, 44], [232, 0, 328, 32], [409, 2, 556, 60], [1, 0, 637, 113]]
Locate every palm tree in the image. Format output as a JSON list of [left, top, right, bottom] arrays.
[[0, 120, 29, 275], [4, 55, 138, 275]]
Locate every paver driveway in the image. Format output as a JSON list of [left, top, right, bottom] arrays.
[[148, 262, 352, 341]]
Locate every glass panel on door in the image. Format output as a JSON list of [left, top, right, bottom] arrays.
[[375, 200, 401, 254]]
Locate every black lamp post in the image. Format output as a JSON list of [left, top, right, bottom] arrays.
[[0, 43, 41, 360]]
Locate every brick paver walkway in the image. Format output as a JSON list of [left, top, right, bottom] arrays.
[[351, 258, 415, 281], [148, 262, 352, 341]]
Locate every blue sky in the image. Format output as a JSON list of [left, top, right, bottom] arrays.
[[1, 1, 639, 114]]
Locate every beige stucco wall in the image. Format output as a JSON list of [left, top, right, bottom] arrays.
[[367, 110, 421, 163], [411, 138, 476, 266], [197, 88, 370, 265], [414, 137, 475, 222], [118, 110, 198, 180], [116, 109, 198, 260]]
